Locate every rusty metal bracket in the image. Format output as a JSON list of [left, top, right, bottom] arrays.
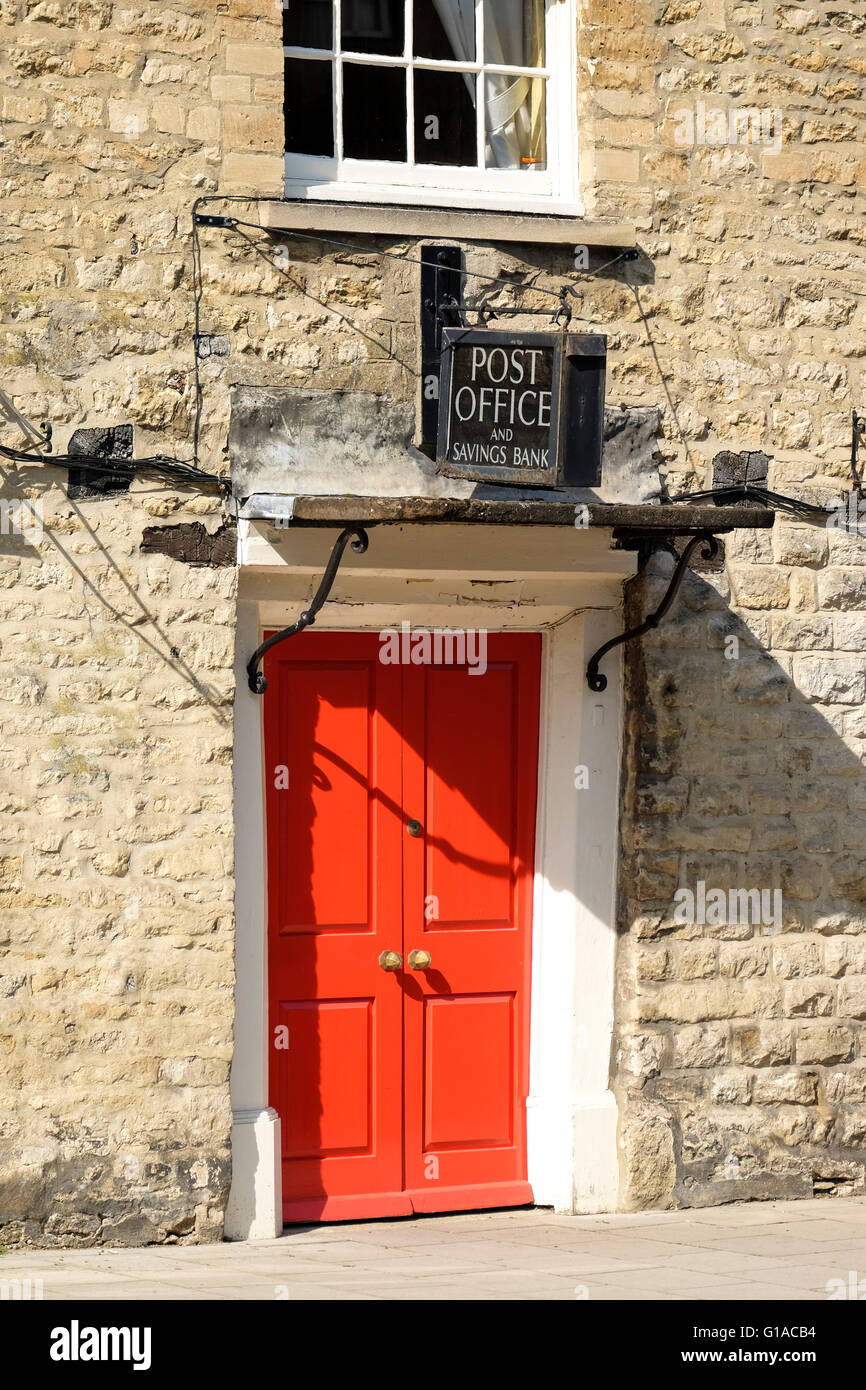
[[246, 527, 369, 693], [586, 530, 720, 692]]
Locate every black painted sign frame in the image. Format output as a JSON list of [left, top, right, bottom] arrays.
[[436, 328, 606, 489]]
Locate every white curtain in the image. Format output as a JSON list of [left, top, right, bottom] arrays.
[[430, 0, 478, 140], [431, 0, 542, 169], [431, 0, 475, 63], [484, 0, 529, 168]]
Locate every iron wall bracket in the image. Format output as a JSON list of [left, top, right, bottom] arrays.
[[586, 530, 720, 691], [246, 526, 369, 693], [420, 245, 463, 454]]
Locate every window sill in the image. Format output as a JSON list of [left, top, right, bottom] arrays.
[[258, 198, 636, 249]]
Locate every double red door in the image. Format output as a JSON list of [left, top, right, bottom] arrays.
[[263, 630, 541, 1222]]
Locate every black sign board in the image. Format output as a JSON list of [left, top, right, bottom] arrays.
[[437, 329, 606, 489]]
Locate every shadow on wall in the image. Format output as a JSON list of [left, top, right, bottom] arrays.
[[616, 534, 866, 1211], [0, 468, 232, 724]]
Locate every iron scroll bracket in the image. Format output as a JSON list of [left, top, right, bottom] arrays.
[[586, 530, 720, 692], [246, 527, 369, 693]]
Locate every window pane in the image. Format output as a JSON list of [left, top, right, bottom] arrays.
[[343, 62, 407, 160], [283, 0, 333, 49], [285, 57, 334, 155], [341, 0, 404, 56], [485, 73, 546, 169], [484, 0, 545, 67], [414, 0, 475, 61], [414, 69, 476, 166]]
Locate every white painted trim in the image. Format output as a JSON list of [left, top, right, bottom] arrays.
[[229, 525, 629, 1234], [224, 1108, 282, 1241], [283, 176, 580, 218], [226, 601, 281, 1240], [527, 607, 623, 1213]]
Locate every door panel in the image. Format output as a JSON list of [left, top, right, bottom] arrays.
[[277, 998, 372, 1157], [423, 664, 517, 927], [264, 629, 541, 1222], [423, 993, 515, 1148], [272, 661, 372, 933], [401, 636, 541, 1211], [264, 634, 409, 1221]]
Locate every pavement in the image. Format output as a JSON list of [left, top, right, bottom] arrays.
[[4, 1199, 866, 1301]]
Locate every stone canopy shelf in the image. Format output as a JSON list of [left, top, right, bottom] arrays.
[[239, 494, 775, 535], [240, 495, 775, 696]]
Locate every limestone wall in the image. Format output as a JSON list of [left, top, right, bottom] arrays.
[[0, 0, 253, 1245], [0, 480, 236, 1246], [592, 0, 866, 1206]]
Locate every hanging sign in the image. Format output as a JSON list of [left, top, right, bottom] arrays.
[[437, 329, 606, 489]]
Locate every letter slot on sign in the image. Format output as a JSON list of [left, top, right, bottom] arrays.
[[437, 329, 606, 488]]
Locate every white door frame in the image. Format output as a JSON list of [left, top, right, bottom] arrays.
[[226, 523, 632, 1238]]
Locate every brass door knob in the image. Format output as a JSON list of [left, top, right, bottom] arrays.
[[408, 949, 432, 970], [378, 949, 403, 972], [407, 819, 423, 837]]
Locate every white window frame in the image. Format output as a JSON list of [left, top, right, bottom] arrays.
[[283, 0, 580, 215]]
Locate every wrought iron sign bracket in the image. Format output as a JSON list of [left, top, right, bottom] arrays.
[[246, 527, 369, 693], [420, 245, 464, 453], [586, 530, 720, 692]]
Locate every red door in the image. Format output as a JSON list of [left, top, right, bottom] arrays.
[[264, 630, 540, 1222]]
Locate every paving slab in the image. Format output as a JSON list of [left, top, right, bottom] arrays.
[[4, 1199, 866, 1301]]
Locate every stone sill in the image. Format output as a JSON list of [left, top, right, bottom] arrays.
[[258, 199, 636, 249]]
